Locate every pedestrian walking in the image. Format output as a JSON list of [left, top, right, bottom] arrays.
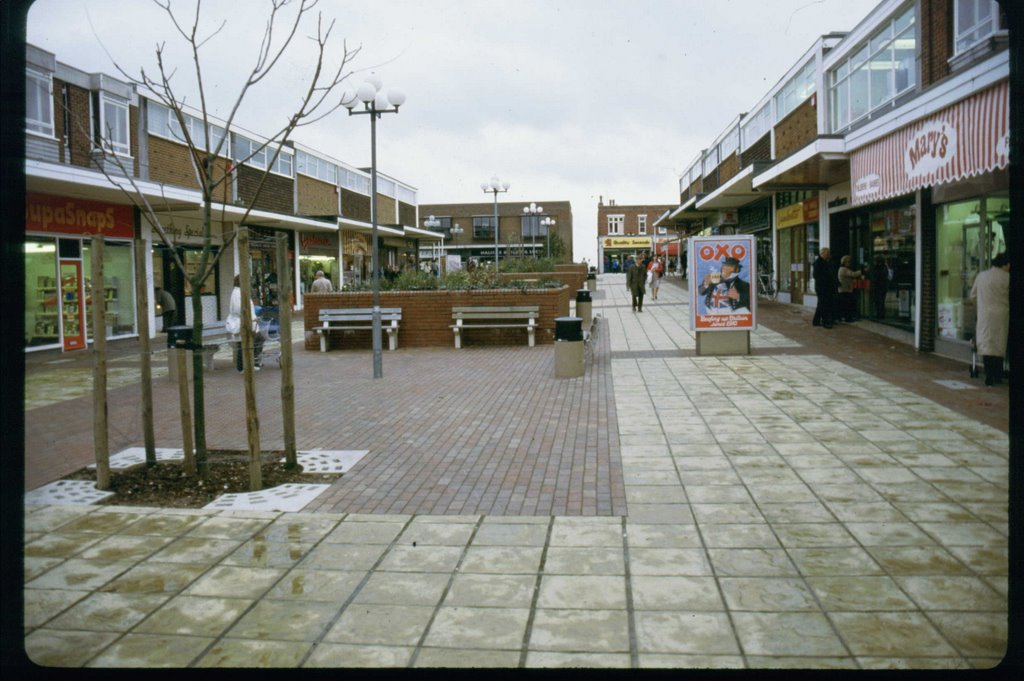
[[227, 274, 264, 372], [969, 252, 1010, 386], [837, 255, 864, 322], [627, 256, 646, 312], [648, 256, 664, 300], [812, 247, 837, 328], [869, 254, 890, 319], [309, 270, 334, 293], [155, 286, 176, 332]]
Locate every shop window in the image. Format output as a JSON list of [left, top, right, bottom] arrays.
[[25, 237, 60, 347], [92, 92, 130, 157], [935, 193, 1009, 342], [26, 67, 54, 137], [868, 204, 916, 327], [81, 240, 136, 340]]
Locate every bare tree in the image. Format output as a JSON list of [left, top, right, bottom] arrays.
[[89, 0, 361, 486]]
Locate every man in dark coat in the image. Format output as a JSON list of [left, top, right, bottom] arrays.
[[626, 256, 647, 312], [812, 247, 837, 328]]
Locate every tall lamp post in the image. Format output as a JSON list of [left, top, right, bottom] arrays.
[[481, 176, 509, 266], [346, 74, 405, 379], [541, 216, 556, 258], [523, 202, 543, 258], [424, 215, 442, 277]]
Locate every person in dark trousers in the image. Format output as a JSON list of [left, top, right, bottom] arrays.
[[837, 255, 864, 322], [812, 247, 837, 328], [626, 256, 647, 312], [869, 254, 889, 319]]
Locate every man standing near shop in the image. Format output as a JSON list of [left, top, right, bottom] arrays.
[[812, 247, 837, 329], [310, 270, 334, 293], [155, 286, 176, 332]]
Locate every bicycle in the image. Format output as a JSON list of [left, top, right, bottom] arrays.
[[757, 272, 778, 302]]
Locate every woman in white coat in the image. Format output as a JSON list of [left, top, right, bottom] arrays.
[[969, 252, 1010, 385], [227, 275, 264, 372]]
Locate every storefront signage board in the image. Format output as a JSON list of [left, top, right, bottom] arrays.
[[603, 237, 652, 249], [26, 193, 134, 239], [689, 235, 757, 332]]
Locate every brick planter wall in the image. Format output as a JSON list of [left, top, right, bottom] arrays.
[[303, 286, 572, 350]]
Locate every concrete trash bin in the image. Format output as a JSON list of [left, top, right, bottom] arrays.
[[167, 325, 193, 382], [554, 316, 584, 378], [586, 271, 597, 291], [575, 288, 593, 329]]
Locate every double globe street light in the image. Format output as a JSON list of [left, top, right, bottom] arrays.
[[541, 217, 556, 258], [481, 176, 509, 266], [345, 74, 405, 379]]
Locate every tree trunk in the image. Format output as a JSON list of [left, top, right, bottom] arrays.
[[238, 227, 262, 490], [90, 237, 111, 490], [133, 239, 156, 467], [176, 348, 196, 475], [277, 234, 297, 468], [191, 287, 208, 477]]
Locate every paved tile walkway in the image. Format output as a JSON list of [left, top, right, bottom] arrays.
[[20, 274, 1009, 668]]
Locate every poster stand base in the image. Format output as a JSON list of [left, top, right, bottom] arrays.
[[695, 330, 750, 356]]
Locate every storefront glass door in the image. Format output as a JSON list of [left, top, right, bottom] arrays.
[[59, 259, 86, 351]]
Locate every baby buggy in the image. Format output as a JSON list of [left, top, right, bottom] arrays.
[[255, 305, 282, 368]]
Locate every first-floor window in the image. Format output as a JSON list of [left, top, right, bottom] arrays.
[[473, 216, 495, 239], [607, 215, 623, 235], [93, 92, 130, 156], [26, 67, 54, 137], [638, 215, 647, 235], [955, 0, 1002, 54]]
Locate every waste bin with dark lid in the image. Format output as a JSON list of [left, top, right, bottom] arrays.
[[575, 289, 592, 329], [167, 325, 194, 350], [586, 271, 597, 291], [554, 315, 584, 378]]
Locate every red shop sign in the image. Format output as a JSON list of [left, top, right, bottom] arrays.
[[26, 193, 134, 238]]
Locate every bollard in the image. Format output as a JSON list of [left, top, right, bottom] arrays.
[[575, 288, 593, 330], [586, 271, 597, 292], [554, 316, 584, 378]]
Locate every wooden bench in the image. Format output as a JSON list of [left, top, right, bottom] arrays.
[[317, 308, 402, 352], [450, 305, 539, 349]]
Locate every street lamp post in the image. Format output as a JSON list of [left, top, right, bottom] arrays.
[[424, 215, 442, 277], [541, 217, 556, 258], [481, 176, 509, 266], [346, 74, 405, 379], [523, 202, 543, 258]]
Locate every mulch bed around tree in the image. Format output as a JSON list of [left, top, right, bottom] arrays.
[[64, 450, 342, 509]]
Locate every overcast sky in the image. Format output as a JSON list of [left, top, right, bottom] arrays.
[[27, 0, 882, 263]]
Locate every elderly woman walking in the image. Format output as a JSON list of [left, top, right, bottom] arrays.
[[969, 252, 1010, 386]]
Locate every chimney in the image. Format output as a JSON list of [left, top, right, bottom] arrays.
[[599, 195, 603, 206]]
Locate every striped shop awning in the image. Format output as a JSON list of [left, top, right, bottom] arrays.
[[850, 80, 1009, 206]]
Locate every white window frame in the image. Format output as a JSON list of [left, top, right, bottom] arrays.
[[954, 0, 1001, 54], [93, 92, 130, 157], [719, 125, 740, 160], [740, 103, 771, 151], [775, 59, 816, 121], [637, 214, 647, 235], [233, 133, 266, 170], [828, 4, 916, 133], [26, 67, 54, 137], [607, 214, 624, 235]]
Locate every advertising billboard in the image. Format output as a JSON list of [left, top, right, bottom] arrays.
[[689, 235, 757, 332]]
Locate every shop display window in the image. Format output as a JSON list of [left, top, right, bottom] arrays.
[[25, 237, 60, 348], [935, 193, 1010, 342], [299, 254, 339, 294], [82, 240, 136, 340], [869, 204, 916, 328]]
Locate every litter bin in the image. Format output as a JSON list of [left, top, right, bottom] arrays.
[[575, 288, 593, 329], [586, 271, 597, 292], [167, 325, 193, 382], [554, 316, 584, 378]]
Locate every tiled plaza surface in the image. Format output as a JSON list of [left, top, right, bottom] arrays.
[[20, 274, 1009, 668]]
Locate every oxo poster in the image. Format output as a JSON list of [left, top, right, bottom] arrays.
[[689, 235, 757, 332]]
